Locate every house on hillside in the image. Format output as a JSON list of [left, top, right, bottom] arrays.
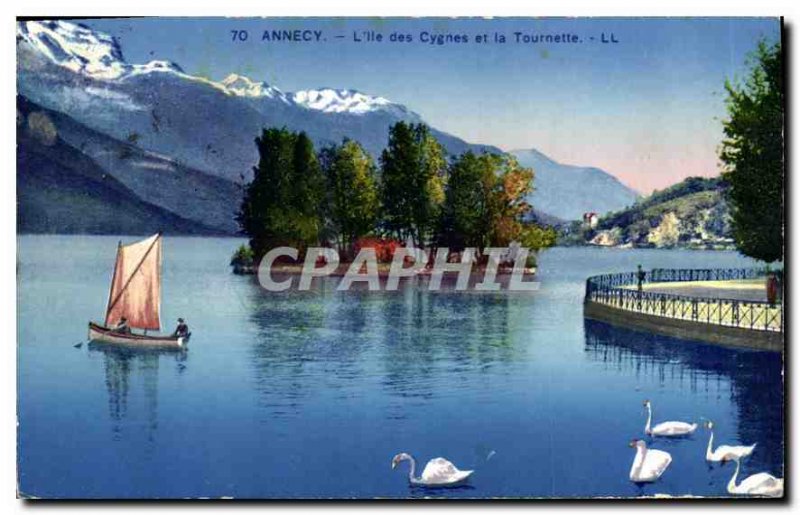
[[582, 212, 599, 229]]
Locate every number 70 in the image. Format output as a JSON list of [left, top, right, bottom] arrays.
[[231, 30, 249, 42]]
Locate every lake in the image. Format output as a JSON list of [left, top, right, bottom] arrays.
[[16, 236, 784, 499]]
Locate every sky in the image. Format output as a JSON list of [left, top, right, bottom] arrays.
[[84, 17, 781, 194]]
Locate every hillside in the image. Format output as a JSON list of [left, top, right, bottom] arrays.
[[18, 96, 245, 234], [560, 176, 734, 249], [17, 97, 219, 235]]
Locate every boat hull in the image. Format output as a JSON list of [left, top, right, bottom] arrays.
[[88, 322, 186, 348]]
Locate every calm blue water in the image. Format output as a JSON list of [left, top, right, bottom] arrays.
[[17, 236, 784, 499]]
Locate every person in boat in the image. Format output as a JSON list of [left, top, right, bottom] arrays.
[[173, 318, 190, 338], [112, 317, 131, 334]]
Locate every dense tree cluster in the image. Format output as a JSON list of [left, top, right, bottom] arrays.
[[237, 122, 556, 263], [237, 129, 326, 258]]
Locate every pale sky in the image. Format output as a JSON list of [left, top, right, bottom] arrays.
[[84, 17, 781, 193]]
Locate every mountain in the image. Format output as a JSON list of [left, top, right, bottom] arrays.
[[17, 19, 643, 234], [16, 19, 500, 188], [561, 176, 733, 249], [17, 96, 218, 235], [511, 149, 640, 221], [19, 95, 245, 233]]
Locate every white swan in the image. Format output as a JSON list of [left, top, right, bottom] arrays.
[[705, 421, 756, 462], [391, 453, 474, 487], [643, 400, 697, 436], [727, 457, 783, 497], [629, 439, 672, 483]]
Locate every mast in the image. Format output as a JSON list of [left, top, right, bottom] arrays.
[[104, 233, 163, 330]]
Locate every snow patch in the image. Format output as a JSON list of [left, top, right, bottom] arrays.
[[17, 20, 182, 81], [220, 74, 288, 102], [292, 88, 419, 120], [130, 160, 176, 172]]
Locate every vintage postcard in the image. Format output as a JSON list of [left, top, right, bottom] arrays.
[[16, 16, 784, 500]]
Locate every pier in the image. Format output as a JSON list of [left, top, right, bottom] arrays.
[[584, 268, 783, 351]]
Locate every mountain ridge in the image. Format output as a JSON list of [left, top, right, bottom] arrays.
[[17, 19, 645, 233], [17, 19, 502, 187], [511, 148, 640, 221]]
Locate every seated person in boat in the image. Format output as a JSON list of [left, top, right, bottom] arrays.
[[112, 317, 131, 334], [173, 318, 190, 338]]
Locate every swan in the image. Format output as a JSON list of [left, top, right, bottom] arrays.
[[391, 453, 474, 487], [704, 421, 756, 462], [643, 400, 697, 436], [727, 457, 783, 497], [629, 439, 672, 483]]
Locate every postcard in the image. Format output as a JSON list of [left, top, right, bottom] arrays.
[[16, 16, 784, 500]]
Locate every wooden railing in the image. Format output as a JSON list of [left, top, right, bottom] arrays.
[[585, 268, 783, 332]]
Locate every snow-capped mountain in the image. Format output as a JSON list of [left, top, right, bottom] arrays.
[[17, 20, 183, 80], [17, 19, 639, 233], [291, 88, 421, 119], [18, 20, 419, 117], [17, 19, 452, 186]]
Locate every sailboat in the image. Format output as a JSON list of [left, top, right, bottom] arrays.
[[88, 234, 188, 348]]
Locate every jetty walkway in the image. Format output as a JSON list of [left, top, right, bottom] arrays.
[[584, 268, 783, 351]]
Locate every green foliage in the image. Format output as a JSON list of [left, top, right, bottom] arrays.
[[490, 155, 536, 248], [563, 176, 733, 248], [437, 151, 495, 251], [230, 244, 255, 267], [380, 122, 446, 246], [598, 176, 722, 231], [237, 128, 326, 258], [517, 223, 558, 252], [720, 39, 784, 263], [321, 139, 381, 258], [238, 124, 556, 264], [437, 152, 552, 253]]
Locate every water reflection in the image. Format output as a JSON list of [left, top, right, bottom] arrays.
[[379, 289, 518, 399], [583, 319, 784, 475], [242, 277, 531, 419], [243, 277, 377, 419], [88, 342, 186, 444]]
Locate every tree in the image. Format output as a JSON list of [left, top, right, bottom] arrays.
[[517, 223, 558, 253], [720, 39, 784, 263], [290, 132, 327, 255], [436, 152, 554, 255], [437, 151, 495, 251], [380, 122, 446, 247], [237, 128, 325, 258], [488, 155, 535, 248], [321, 140, 381, 258]]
